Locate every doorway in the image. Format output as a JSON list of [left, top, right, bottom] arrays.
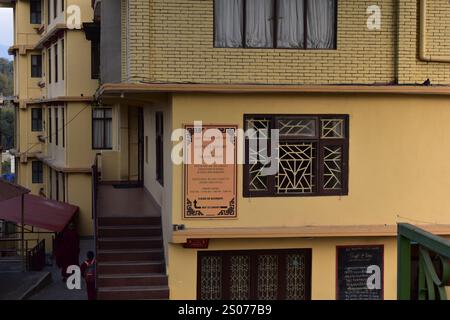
[[128, 106, 144, 186]]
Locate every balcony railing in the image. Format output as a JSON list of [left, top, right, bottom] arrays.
[[398, 223, 450, 300]]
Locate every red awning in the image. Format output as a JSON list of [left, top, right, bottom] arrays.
[[0, 194, 78, 232]]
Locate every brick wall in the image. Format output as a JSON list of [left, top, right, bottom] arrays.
[[398, 0, 450, 84], [123, 0, 450, 85]]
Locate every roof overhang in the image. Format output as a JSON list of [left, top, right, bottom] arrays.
[[97, 83, 450, 99]]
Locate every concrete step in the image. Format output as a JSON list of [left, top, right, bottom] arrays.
[[97, 249, 164, 262], [98, 237, 163, 250], [98, 217, 161, 227], [97, 261, 165, 274], [97, 285, 169, 300], [97, 273, 168, 287], [98, 225, 161, 238]]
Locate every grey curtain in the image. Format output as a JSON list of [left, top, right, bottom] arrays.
[[306, 0, 336, 49], [277, 0, 304, 48], [214, 0, 244, 47], [246, 0, 274, 48]]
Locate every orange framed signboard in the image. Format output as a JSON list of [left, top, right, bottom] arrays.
[[183, 124, 237, 219]]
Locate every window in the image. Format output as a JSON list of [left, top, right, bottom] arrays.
[[155, 112, 164, 186], [54, 43, 58, 83], [31, 55, 42, 78], [56, 171, 59, 201], [49, 169, 53, 199], [48, 107, 52, 142], [32, 161, 43, 184], [48, 47, 51, 83], [92, 108, 112, 149], [214, 0, 336, 49], [30, 0, 42, 24], [61, 39, 64, 80], [53, 0, 57, 18], [91, 42, 100, 79], [198, 249, 311, 300], [244, 114, 348, 197], [61, 173, 65, 202], [61, 0, 64, 12], [47, 0, 51, 24], [54, 107, 58, 145], [62, 106, 65, 147], [31, 108, 43, 131]]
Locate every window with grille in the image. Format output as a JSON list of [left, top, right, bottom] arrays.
[[198, 249, 311, 300], [244, 114, 348, 197]]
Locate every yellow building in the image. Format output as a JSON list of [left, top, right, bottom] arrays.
[[87, 0, 450, 300], [2, 0, 98, 241], [5, 0, 450, 300]]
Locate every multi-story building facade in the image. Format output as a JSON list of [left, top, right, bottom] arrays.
[[3, 0, 97, 240], [88, 0, 450, 300]]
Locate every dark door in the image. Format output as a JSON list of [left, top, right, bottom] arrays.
[[197, 249, 312, 300], [137, 107, 144, 186]]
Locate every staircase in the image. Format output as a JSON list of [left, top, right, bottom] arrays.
[[96, 217, 169, 300]]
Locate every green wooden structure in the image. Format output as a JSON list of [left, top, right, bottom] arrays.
[[398, 223, 450, 300]]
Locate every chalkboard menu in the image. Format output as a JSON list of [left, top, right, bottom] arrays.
[[336, 245, 384, 300]]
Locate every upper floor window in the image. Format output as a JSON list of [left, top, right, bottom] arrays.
[[54, 43, 58, 83], [53, 0, 57, 19], [54, 107, 59, 145], [48, 47, 52, 83], [31, 108, 43, 131], [92, 108, 112, 150], [243, 114, 348, 197], [30, 0, 42, 24], [214, 0, 336, 49], [31, 55, 42, 78], [32, 161, 43, 184]]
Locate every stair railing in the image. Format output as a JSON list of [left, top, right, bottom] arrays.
[[91, 153, 101, 291], [398, 223, 450, 300]]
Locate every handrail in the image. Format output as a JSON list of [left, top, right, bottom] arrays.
[[91, 153, 101, 292], [398, 223, 450, 258], [398, 223, 450, 300]]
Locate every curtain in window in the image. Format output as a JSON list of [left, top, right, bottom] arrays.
[[215, 0, 244, 48], [246, 0, 274, 48], [93, 109, 105, 149], [277, 0, 304, 48], [306, 0, 336, 49], [104, 109, 112, 148]]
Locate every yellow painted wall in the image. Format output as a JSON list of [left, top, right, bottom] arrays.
[[171, 93, 450, 229], [168, 237, 397, 300], [67, 173, 93, 236]]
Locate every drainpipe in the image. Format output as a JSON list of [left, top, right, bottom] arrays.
[[419, 0, 450, 63]]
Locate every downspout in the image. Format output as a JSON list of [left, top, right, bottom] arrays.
[[419, 0, 450, 63]]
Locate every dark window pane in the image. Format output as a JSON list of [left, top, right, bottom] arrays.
[[92, 108, 113, 149], [32, 161, 43, 184], [156, 112, 164, 186], [31, 108, 43, 131], [30, 0, 42, 24], [31, 55, 42, 78]]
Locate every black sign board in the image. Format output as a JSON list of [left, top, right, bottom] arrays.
[[336, 245, 384, 300]]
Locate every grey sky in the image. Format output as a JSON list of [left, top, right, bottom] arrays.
[[0, 8, 14, 46]]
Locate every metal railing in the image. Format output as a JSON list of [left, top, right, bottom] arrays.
[[398, 223, 450, 300], [91, 154, 101, 290], [26, 239, 46, 271]]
